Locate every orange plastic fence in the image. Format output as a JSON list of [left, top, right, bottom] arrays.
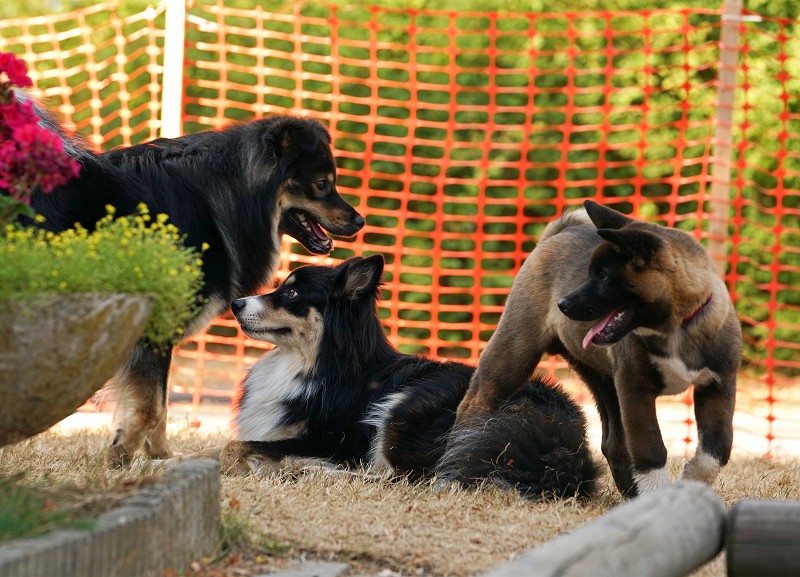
[[0, 2, 163, 149], [1, 1, 798, 456]]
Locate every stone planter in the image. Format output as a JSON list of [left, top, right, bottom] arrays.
[[0, 293, 152, 447]]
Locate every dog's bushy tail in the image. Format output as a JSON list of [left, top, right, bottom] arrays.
[[435, 380, 597, 500], [16, 90, 93, 160]]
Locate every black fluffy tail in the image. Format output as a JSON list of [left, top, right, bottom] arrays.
[[435, 381, 597, 500]]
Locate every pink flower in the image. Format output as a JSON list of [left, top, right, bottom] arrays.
[[0, 53, 32, 89], [5, 123, 81, 193], [0, 99, 37, 130], [0, 51, 81, 210]]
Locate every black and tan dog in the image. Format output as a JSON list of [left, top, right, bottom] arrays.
[[10, 96, 364, 465], [456, 200, 741, 497]]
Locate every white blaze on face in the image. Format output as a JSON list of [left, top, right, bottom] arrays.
[[233, 289, 324, 362], [232, 282, 324, 442]]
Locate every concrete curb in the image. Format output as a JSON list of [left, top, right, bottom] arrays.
[[0, 459, 220, 577], [255, 561, 350, 577]]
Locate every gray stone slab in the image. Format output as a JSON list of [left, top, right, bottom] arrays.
[[255, 561, 351, 577]]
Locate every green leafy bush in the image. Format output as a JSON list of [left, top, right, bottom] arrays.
[[0, 205, 205, 346]]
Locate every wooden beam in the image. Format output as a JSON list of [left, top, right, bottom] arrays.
[[707, 0, 743, 276], [482, 482, 726, 577], [727, 499, 800, 577], [161, 0, 186, 138]]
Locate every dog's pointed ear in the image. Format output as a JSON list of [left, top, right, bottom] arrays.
[[584, 200, 633, 230], [267, 117, 330, 157], [597, 228, 663, 270], [334, 255, 384, 300]]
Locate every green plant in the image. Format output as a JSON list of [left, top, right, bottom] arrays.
[[0, 205, 205, 346], [0, 474, 98, 543], [1, 51, 203, 347]]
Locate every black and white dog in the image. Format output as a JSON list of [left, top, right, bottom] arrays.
[[11, 98, 364, 465], [205, 256, 597, 500]]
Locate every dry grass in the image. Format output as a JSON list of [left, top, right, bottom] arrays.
[[0, 429, 168, 545], [2, 423, 800, 577]]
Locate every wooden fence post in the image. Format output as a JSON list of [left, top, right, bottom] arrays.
[[161, 0, 186, 138], [708, 0, 743, 277]]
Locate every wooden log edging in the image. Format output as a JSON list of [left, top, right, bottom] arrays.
[[0, 459, 220, 577], [483, 481, 727, 577], [727, 499, 800, 577]]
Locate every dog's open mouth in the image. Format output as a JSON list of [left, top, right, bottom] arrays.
[[582, 307, 634, 349], [241, 325, 292, 341], [282, 209, 333, 255]]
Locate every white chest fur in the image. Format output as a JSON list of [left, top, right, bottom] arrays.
[[235, 348, 317, 441], [650, 354, 718, 395]]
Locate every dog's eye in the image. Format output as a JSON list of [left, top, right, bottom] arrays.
[[286, 289, 298, 298], [598, 271, 609, 282], [316, 178, 327, 189]]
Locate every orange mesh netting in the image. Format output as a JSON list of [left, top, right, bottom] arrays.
[[2, 1, 798, 455]]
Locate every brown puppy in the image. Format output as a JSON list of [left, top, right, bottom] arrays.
[[456, 200, 741, 496]]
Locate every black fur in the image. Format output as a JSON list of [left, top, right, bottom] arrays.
[[231, 256, 597, 500], [4, 96, 364, 464]]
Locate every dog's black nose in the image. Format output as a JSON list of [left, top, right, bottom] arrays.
[[557, 297, 570, 314], [353, 213, 365, 229], [231, 299, 245, 314]]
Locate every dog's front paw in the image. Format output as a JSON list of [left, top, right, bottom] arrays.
[[681, 450, 721, 485], [108, 443, 132, 469], [633, 467, 671, 495], [220, 441, 258, 475], [144, 443, 171, 461]]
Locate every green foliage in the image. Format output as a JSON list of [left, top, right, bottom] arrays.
[[724, 17, 800, 374], [0, 0, 151, 19], [218, 505, 256, 554], [186, 0, 725, 13], [0, 475, 97, 543], [0, 196, 35, 224], [0, 206, 205, 346]]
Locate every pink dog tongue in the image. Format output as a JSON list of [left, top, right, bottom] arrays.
[[582, 309, 618, 350], [306, 218, 333, 250], [308, 219, 328, 240]]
